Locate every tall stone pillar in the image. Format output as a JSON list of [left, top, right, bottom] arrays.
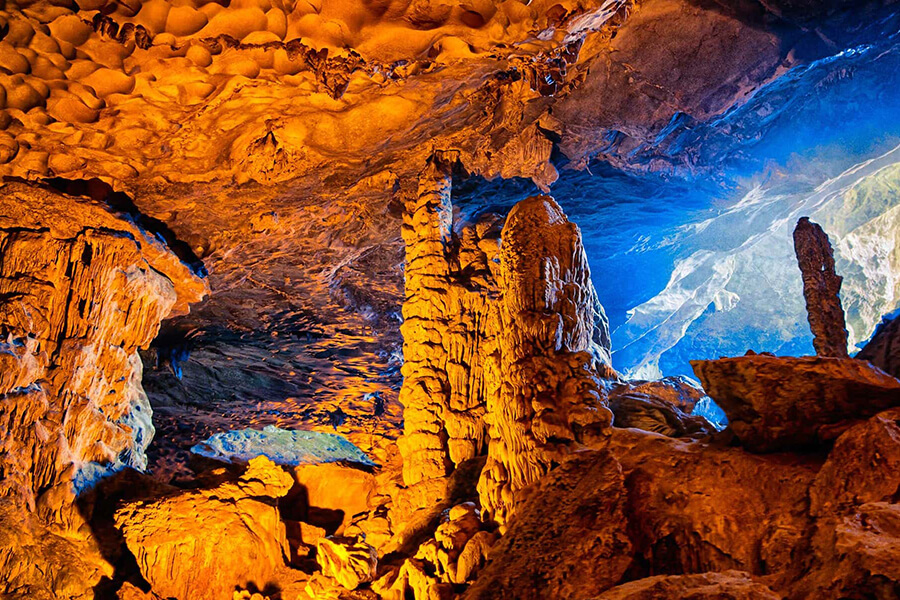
[[477, 196, 613, 530], [793, 217, 849, 358], [396, 161, 501, 510]]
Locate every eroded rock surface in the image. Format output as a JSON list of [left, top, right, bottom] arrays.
[[793, 217, 849, 358], [397, 161, 498, 495], [594, 571, 782, 600], [465, 450, 631, 600], [858, 313, 900, 378], [114, 456, 293, 600], [0, 181, 206, 599], [315, 536, 378, 590], [478, 195, 613, 528], [691, 355, 900, 452]]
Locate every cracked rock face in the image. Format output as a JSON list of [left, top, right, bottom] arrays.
[[0, 181, 206, 506], [0, 180, 206, 599]]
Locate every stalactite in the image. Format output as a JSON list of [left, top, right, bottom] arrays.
[[793, 217, 849, 358]]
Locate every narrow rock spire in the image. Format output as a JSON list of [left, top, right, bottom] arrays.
[[792, 217, 849, 358]]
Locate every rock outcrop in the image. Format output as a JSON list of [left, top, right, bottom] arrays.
[[691, 354, 900, 452], [793, 217, 849, 358], [114, 456, 293, 600], [465, 450, 631, 600], [459, 406, 900, 599], [0, 181, 206, 598], [858, 313, 900, 378], [0, 182, 206, 504], [607, 428, 814, 577], [477, 195, 613, 528], [606, 391, 714, 438]]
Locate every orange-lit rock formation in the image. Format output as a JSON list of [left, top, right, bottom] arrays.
[[0, 180, 206, 598], [397, 183, 614, 528], [114, 456, 292, 600], [478, 195, 613, 528], [4, 0, 900, 597], [692, 354, 900, 452], [397, 161, 497, 495]]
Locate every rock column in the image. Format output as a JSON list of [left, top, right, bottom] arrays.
[[477, 196, 613, 529], [396, 163, 500, 507], [793, 217, 848, 358]]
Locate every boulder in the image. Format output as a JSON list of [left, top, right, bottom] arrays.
[[788, 502, 900, 599], [607, 391, 715, 438], [691, 355, 900, 452], [114, 457, 292, 600], [607, 427, 814, 577], [858, 313, 900, 379], [616, 376, 706, 413], [290, 462, 377, 533], [809, 407, 900, 517]]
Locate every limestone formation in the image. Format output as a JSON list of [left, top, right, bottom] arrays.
[[461, 412, 900, 599], [857, 313, 900, 378], [379, 502, 496, 599], [114, 456, 293, 600], [291, 462, 378, 533], [0, 182, 206, 503], [595, 571, 782, 600], [616, 376, 706, 413], [3, 0, 900, 597], [606, 428, 814, 577], [315, 536, 378, 590], [477, 196, 613, 528], [397, 161, 500, 496], [465, 450, 632, 600], [0, 181, 206, 598], [793, 217, 849, 358], [692, 355, 900, 452], [606, 391, 714, 438]]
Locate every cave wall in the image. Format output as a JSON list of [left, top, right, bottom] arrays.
[[0, 181, 207, 598]]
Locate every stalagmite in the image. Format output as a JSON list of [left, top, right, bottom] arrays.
[[477, 196, 613, 529], [396, 161, 501, 508], [793, 217, 849, 358]]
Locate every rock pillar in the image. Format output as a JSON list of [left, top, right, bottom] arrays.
[[477, 196, 613, 529], [793, 217, 848, 358]]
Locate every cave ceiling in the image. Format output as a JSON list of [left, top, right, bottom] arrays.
[[1, 0, 897, 475]]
